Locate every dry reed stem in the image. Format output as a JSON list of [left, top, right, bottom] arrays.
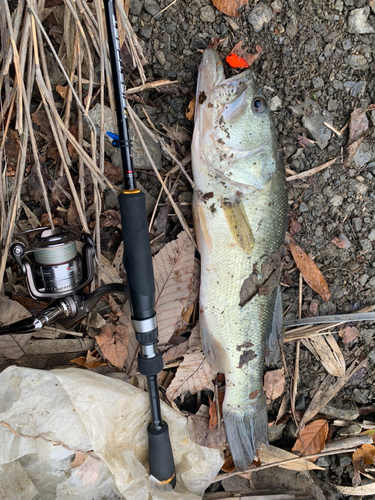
[[127, 105, 197, 250], [286, 157, 338, 181]]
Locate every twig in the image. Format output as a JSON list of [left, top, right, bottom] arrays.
[[211, 447, 359, 483], [324, 121, 342, 137], [286, 158, 338, 181], [126, 79, 178, 95], [152, 0, 178, 19]]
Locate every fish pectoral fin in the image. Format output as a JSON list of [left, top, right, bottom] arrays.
[[200, 315, 231, 373], [193, 195, 212, 254], [221, 198, 254, 254]]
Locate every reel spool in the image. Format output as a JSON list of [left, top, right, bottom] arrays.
[[10, 226, 95, 299]]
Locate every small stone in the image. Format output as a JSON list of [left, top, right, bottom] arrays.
[[347, 6, 375, 33], [200, 5, 216, 23], [348, 260, 361, 271], [299, 202, 309, 212], [368, 349, 375, 363], [370, 0, 375, 13], [342, 39, 352, 50], [271, 0, 283, 13], [156, 50, 166, 66], [360, 274, 369, 286], [349, 54, 369, 70], [328, 98, 339, 112], [360, 239, 372, 252], [331, 194, 343, 207], [129, 0, 142, 16], [352, 389, 370, 403], [269, 96, 282, 111], [362, 329, 374, 345], [268, 423, 286, 442], [321, 404, 359, 420], [305, 37, 318, 53], [286, 15, 298, 38], [317, 456, 331, 467], [248, 2, 273, 32], [353, 217, 362, 232], [312, 77, 324, 89], [170, 98, 184, 113], [140, 26, 152, 39], [144, 0, 160, 17], [353, 143, 372, 168], [356, 182, 369, 195], [368, 229, 375, 241], [369, 277, 375, 288], [335, 0, 344, 10], [339, 233, 352, 249], [339, 455, 353, 467], [164, 22, 177, 34], [302, 107, 333, 149], [288, 104, 304, 117]]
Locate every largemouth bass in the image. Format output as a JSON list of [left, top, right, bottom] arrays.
[[191, 49, 287, 471]]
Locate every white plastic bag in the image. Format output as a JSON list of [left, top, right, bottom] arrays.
[[0, 366, 223, 499]]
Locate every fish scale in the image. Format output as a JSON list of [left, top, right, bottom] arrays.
[[192, 48, 287, 471]]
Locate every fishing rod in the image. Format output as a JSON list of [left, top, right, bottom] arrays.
[[103, 0, 176, 487]]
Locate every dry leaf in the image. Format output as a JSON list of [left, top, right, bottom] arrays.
[[67, 201, 81, 228], [166, 324, 215, 400], [310, 303, 319, 316], [298, 135, 316, 147], [263, 368, 285, 400], [162, 340, 188, 364], [186, 96, 196, 121], [187, 404, 227, 449], [212, 0, 248, 17], [302, 334, 345, 377], [352, 444, 375, 487], [288, 234, 331, 301], [221, 454, 235, 472], [292, 419, 329, 460], [56, 85, 68, 99], [101, 210, 122, 228], [154, 231, 197, 344], [331, 236, 347, 249], [258, 443, 324, 471], [339, 325, 361, 344], [208, 396, 218, 430], [95, 324, 129, 370], [0, 296, 32, 359], [228, 40, 262, 67]]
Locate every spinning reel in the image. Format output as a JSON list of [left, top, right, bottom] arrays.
[[10, 226, 95, 299], [1, 226, 127, 335]]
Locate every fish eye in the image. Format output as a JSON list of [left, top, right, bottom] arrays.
[[252, 97, 266, 113]]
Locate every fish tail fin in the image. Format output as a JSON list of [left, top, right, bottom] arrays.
[[223, 395, 268, 471]]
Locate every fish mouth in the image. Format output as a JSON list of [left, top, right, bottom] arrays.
[[196, 48, 225, 97]]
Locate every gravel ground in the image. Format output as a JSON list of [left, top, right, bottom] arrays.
[[126, 0, 375, 496]]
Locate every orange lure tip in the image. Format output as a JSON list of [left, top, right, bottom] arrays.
[[226, 53, 249, 69]]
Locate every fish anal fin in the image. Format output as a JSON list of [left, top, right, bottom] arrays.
[[221, 198, 254, 254]]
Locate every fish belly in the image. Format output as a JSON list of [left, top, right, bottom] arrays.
[[194, 161, 287, 471]]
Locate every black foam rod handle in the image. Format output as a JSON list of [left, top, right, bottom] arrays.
[[148, 423, 176, 488], [118, 190, 155, 319]]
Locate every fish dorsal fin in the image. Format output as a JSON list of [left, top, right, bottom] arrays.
[[221, 197, 254, 254], [192, 194, 212, 254]]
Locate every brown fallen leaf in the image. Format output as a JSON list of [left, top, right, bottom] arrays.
[[67, 201, 81, 228], [221, 454, 235, 472], [212, 0, 248, 17], [95, 324, 129, 370], [0, 296, 32, 359], [186, 96, 196, 121], [352, 443, 375, 487], [187, 404, 227, 449], [339, 325, 361, 344], [208, 396, 218, 430], [101, 210, 122, 228], [331, 236, 347, 249], [166, 324, 215, 400], [344, 108, 369, 168], [263, 368, 285, 400], [162, 339, 188, 364], [288, 212, 302, 236], [56, 85, 68, 99], [71, 349, 107, 370], [287, 234, 331, 302], [228, 40, 262, 67], [292, 419, 329, 461]]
